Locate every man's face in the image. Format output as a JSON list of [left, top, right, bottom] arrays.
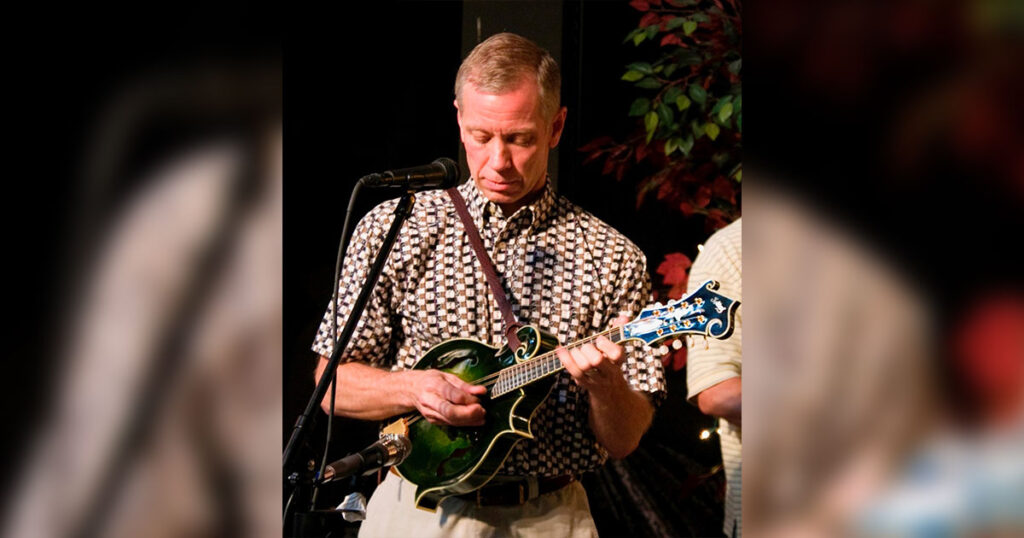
[[456, 78, 566, 215]]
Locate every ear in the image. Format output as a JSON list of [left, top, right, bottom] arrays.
[[549, 106, 568, 148], [454, 98, 465, 141]]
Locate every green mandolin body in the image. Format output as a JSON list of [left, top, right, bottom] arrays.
[[392, 325, 560, 511]]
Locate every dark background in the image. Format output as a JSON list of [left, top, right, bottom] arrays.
[[285, 1, 725, 536]]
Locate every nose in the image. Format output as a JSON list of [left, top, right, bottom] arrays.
[[489, 139, 513, 172]]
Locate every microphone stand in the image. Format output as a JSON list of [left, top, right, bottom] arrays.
[[283, 191, 416, 534]]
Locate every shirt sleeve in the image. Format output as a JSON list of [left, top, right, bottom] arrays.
[[685, 222, 742, 404], [607, 246, 667, 400], [310, 202, 397, 369]]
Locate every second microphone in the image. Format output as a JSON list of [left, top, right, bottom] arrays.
[[359, 157, 461, 191]]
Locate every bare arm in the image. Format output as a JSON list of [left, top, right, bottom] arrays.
[[557, 323, 654, 459], [314, 357, 486, 426], [696, 377, 741, 425]]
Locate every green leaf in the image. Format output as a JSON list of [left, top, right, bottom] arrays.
[[729, 59, 742, 75], [733, 94, 742, 115], [633, 32, 646, 46], [705, 122, 720, 140], [657, 103, 674, 130], [683, 21, 697, 35], [666, 16, 688, 30], [729, 164, 742, 182], [675, 94, 691, 111], [663, 63, 678, 77], [690, 120, 705, 138], [653, 64, 664, 73], [665, 137, 680, 155], [627, 62, 654, 75], [623, 28, 641, 44], [680, 134, 694, 155], [710, 95, 733, 116], [737, 113, 742, 133], [718, 102, 733, 123], [691, 13, 710, 23], [628, 97, 651, 117], [687, 84, 707, 107], [645, 24, 658, 39], [644, 111, 659, 143], [636, 77, 662, 89], [663, 86, 683, 104], [621, 70, 645, 82], [676, 49, 702, 66]]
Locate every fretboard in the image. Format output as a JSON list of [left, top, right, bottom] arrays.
[[489, 327, 626, 398]]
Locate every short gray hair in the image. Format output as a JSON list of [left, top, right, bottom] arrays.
[[454, 32, 561, 120]]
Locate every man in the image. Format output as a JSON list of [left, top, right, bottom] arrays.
[[686, 218, 742, 538], [312, 33, 664, 536]]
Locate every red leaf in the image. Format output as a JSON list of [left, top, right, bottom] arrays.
[[669, 281, 689, 300], [636, 142, 650, 163], [602, 157, 616, 176], [579, 135, 615, 152], [679, 200, 696, 217], [615, 161, 627, 181], [639, 12, 659, 28], [706, 209, 727, 230], [694, 185, 712, 208], [629, 0, 649, 11], [660, 34, 684, 47], [582, 150, 604, 166], [696, 162, 717, 180], [712, 175, 736, 203], [656, 180, 674, 200], [662, 347, 687, 371], [656, 252, 692, 286]]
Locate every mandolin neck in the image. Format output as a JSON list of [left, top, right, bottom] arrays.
[[490, 327, 627, 398]]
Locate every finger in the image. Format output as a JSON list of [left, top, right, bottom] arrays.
[[595, 336, 624, 363], [556, 347, 583, 382], [446, 403, 486, 426], [420, 394, 454, 425], [443, 372, 487, 395], [611, 314, 632, 327], [439, 382, 479, 406], [435, 373, 482, 404], [578, 343, 605, 370]]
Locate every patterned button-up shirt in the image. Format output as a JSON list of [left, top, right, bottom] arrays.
[[312, 180, 665, 476]]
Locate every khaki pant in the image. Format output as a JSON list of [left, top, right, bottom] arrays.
[[358, 472, 599, 538]]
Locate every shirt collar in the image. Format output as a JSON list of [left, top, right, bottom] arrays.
[[460, 178, 557, 232]]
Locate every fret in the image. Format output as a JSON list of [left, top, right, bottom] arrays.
[[495, 326, 628, 395]]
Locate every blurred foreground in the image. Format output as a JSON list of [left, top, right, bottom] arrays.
[[744, 0, 1023, 536]]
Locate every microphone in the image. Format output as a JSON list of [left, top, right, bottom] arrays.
[[359, 157, 460, 190], [320, 434, 412, 483]]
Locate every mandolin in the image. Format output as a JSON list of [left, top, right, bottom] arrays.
[[380, 280, 739, 511]]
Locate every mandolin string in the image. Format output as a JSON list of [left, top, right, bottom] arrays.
[[464, 326, 623, 387], [401, 327, 629, 428]]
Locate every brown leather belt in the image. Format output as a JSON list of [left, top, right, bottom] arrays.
[[456, 475, 575, 506]]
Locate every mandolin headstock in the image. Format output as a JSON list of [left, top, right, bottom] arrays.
[[622, 280, 739, 347]]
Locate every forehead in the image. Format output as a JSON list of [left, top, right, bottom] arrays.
[[460, 80, 545, 129]]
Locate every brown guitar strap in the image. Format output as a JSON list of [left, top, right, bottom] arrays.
[[445, 187, 523, 350]]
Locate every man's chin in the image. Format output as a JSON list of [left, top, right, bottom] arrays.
[[478, 180, 522, 199]]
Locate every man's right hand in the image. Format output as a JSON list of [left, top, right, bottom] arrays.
[[402, 370, 487, 426]]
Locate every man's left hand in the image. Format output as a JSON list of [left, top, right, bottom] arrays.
[[556, 314, 631, 395]]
